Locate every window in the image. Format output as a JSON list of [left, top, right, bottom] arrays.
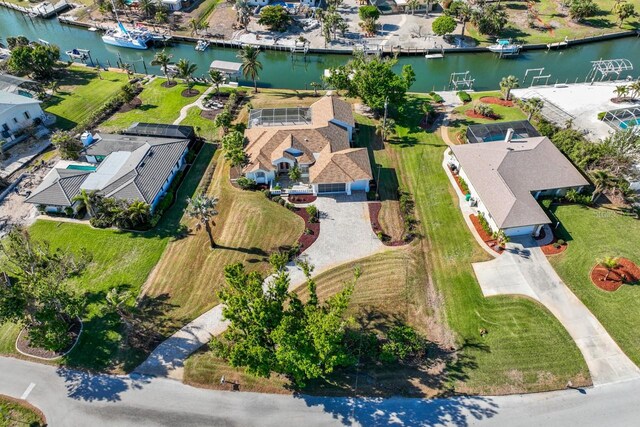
[[317, 183, 346, 193], [13, 118, 18, 123], [256, 171, 265, 178], [1, 124, 8, 132], [24, 111, 30, 120]]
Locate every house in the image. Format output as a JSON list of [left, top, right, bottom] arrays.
[[242, 96, 371, 195], [0, 91, 45, 144], [26, 132, 190, 214], [0, 74, 41, 98], [448, 132, 590, 237], [246, 0, 318, 7]]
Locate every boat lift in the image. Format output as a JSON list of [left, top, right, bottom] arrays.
[[523, 68, 552, 87], [586, 58, 634, 83], [449, 71, 474, 90]]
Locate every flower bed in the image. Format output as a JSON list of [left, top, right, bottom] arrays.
[[368, 202, 406, 246], [288, 194, 317, 204], [182, 88, 200, 98], [16, 317, 82, 360], [465, 110, 498, 120], [295, 208, 320, 253], [469, 214, 503, 254], [118, 96, 142, 113], [537, 227, 568, 255], [479, 96, 514, 107], [590, 258, 640, 292]]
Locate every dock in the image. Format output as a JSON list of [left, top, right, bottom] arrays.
[[0, 0, 70, 19]]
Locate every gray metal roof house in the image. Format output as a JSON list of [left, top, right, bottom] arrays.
[[26, 133, 189, 213]]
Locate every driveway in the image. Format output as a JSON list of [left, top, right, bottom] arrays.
[[472, 237, 640, 386], [136, 192, 386, 378]]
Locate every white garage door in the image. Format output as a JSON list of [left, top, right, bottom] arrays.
[[317, 183, 346, 193]]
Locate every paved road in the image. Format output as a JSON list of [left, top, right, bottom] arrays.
[[472, 237, 640, 386], [2, 356, 640, 426]]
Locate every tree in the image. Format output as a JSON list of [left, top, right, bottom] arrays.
[[432, 15, 457, 36], [105, 287, 135, 333], [569, 0, 599, 22], [614, 2, 637, 26], [123, 200, 152, 229], [472, 4, 508, 35], [185, 194, 219, 249], [288, 164, 301, 182], [71, 189, 99, 217], [590, 169, 616, 202], [189, 18, 200, 35], [358, 5, 380, 21], [8, 42, 60, 81], [599, 256, 620, 281], [208, 69, 225, 95], [236, 0, 251, 28], [0, 229, 89, 351], [457, 3, 473, 37], [176, 58, 198, 92], [237, 45, 263, 93], [499, 75, 519, 100], [155, 8, 168, 25], [614, 84, 630, 100], [376, 118, 396, 141], [151, 50, 173, 83], [138, 0, 156, 19], [406, 0, 421, 15], [214, 108, 233, 133], [221, 129, 244, 152], [309, 81, 321, 96], [422, 101, 436, 120], [523, 97, 544, 121], [258, 5, 292, 32], [51, 130, 83, 160]]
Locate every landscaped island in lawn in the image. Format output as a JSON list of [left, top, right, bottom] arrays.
[[0, 394, 46, 427]]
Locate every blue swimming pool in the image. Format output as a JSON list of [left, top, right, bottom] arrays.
[[271, 1, 297, 9], [619, 118, 640, 129]]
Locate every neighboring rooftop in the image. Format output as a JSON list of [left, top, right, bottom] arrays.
[[450, 137, 590, 229], [123, 122, 195, 140], [209, 60, 242, 75], [0, 91, 41, 116], [466, 120, 540, 144], [0, 74, 39, 95]]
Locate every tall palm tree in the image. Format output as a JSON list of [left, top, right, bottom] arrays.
[[499, 75, 519, 101], [458, 3, 473, 37], [524, 97, 544, 121], [72, 189, 98, 217], [375, 118, 396, 142], [208, 69, 225, 95], [151, 50, 173, 84], [185, 194, 219, 249], [138, 0, 156, 19], [237, 45, 263, 93], [590, 170, 616, 202], [176, 58, 198, 92], [189, 18, 200, 35], [121, 63, 133, 80]]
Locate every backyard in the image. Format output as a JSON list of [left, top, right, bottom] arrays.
[[44, 66, 129, 130], [548, 203, 640, 365]]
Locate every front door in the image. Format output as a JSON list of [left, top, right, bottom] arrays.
[[279, 162, 290, 172]]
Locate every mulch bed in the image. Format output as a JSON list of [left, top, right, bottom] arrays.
[[368, 202, 406, 246], [451, 171, 469, 195], [161, 80, 178, 88], [465, 110, 498, 120], [200, 108, 222, 120], [537, 227, 568, 255], [590, 258, 640, 292], [288, 194, 317, 204], [295, 208, 320, 253], [16, 317, 81, 359], [479, 96, 514, 107], [182, 89, 201, 98], [118, 96, 142, 113], [469, 214, 503, 254]]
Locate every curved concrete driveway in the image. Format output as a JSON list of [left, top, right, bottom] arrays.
[[136, 193, 386, 378], [472, 237, 640, 386]]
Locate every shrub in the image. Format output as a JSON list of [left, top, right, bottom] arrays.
[[306, 204, 319, 222], [278, 198, 286, 206], [64, 206, 74, 217], [458, 176, 469, 194], [304, 228, 313, 235], [477, 212, 492, 235], [597, 111, 606, 121], [156, 192, 174, 213], [557, 239, 566, 245], [457, 91, 472, 103], [285, 202, 296, 211], [473, 103, 495, 118], [237, 176, 257, 190], [263, 189, 272, 198], [429, 91, 444, 103], [536, 118, 559, 137], [379, 325, 427, 363], [272, 195, 283, 204]]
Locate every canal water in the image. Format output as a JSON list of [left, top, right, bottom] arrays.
[[2, 8, 640, 91]]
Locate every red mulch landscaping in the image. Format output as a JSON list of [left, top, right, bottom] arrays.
[[295, 208, 320, 253], [465, 110, 498, 120], [479, 96, 514, 107], [118, 96, 142, 113], [288, 194, 317, 204], [181, 89, 200, 98], [469, 214, 503, 254], [368, 202, 406, 246], [16, 317, 81, 359], [537, 228, 568, 255], [200, 108, 222, 120], [451, 171, 469, 195], [591, 258, 640, 292], [161, 80, 178, 88]]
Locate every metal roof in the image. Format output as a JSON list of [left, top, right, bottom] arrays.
[[124, 122, 195, 140]]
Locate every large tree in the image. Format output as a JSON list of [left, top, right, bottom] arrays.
[[0, 229, 89, 351], [208, 69, 225, 95], [432, 15, 457, 37], [176, 58, 198, 92], [569, 0, 599, 22], [51, 130, 83, 160], [8, 42, 60, 81], [257, 5, 292, 32], [237, 45, 263, 93], [151, 50, 173, 84], [185, 194, 219, 249]]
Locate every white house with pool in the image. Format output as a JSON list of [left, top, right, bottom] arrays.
[[26, 132, 189, 214], [242, 95, 372, 196], [448, 131, 590, 237]]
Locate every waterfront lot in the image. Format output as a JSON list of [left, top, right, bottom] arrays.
[[548, 203, 640, 366]]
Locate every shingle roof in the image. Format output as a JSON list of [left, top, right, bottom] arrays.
[[309, 148, 372, 184], [311, 96, 355, 127], [450, 137, 590, 229]]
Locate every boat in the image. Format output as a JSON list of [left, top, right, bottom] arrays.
[[88, 27, 98, 32], [65, 48, 90, 60], [195, 40, 210, 52], [487, 39, 522, 56], [101, 0, 153, 49]]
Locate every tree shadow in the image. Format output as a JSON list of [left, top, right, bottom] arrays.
[[137, 104, 158, 111], [55, 366, 150, 402], [214, 244, 269, 257]]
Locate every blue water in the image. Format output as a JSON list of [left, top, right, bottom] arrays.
[[620, 118, 640, 129]]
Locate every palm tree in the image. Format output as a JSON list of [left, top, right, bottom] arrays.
[[309, 81, 321, 96], [151, 50, 173, 84], [189, 18, 200, 35], [138, 0, 156, 19], [407, 0, 420, 15], [614, 84, 629, 100], [590, 170, 616, 202], [208, 69, 225, 95], [176, 58, 198, 92], [500, 75, 519, 101], [237, 45, 263, 93], [422, 101, 436, 120], [127, 201, 151, 227], [375, 118, 396, 142], [121, 63, 133, 80], [599, 256, 620, 281], [236, 0, 251, 28], [72, 189, 98, 217], [185, 194, 219, 249], [458, 3, 473, 37], [289, 164, 302, 182], [629, 80, 640, 99], [524, 97, 544, 121], [106, 288, 135, 332]]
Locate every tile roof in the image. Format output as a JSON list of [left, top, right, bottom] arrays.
[[450, 137, 590, 229]]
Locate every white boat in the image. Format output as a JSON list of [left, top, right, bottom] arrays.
[[488, 39, 521, 55], [102, 22, 153, 50], [195, 40, 210, 52], [65, 48, 90, 60]]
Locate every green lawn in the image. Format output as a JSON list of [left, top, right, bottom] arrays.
[[44, 66, 129, 130], [388, 96, 590, 394], [181, 106, 220, 141], [100, 78, 209, 132], [0, 395, 45, 427], [0, 142, 217, 372], [548, 203, 640, 365]]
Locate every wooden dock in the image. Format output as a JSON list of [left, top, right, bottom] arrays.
[[0, 0, 70, 19]]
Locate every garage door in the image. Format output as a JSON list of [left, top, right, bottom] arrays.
[[317, 183, 346, 193]]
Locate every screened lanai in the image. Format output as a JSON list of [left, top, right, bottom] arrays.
[[602, 107, 640, 131], [466, 120, 541, 144]]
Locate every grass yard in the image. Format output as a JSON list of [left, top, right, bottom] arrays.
[[44, 66, 129, 130], [548, 203, 640, 365], [466, 0, 640, 45], [100, 78, 209, 133], [0, 395, 46, 427], [181, 106, 220, 141], [0, 142, 217, 372]]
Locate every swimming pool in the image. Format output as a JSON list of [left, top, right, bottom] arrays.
[[67, 164, 96, 171], [619, 118, 640, 129], [271, 1, 297, 9]]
